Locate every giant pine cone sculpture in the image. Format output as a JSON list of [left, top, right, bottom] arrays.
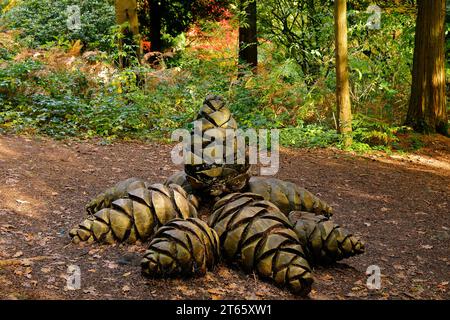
[[289, 212, 365, 265], [208, 193, 313, 296], [69, 94, 367, 297], [141, 218, 220, 277], [70, 184, 198, 244], [184, 94, 251, 196], [248, 177, 333, 217]]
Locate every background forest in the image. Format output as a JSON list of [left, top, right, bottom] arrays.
[[0, 0, 448, 152]]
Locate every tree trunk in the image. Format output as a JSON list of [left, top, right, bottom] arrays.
[[238, 0, 258, 74], [334, 0, 352, 147], [405, 0, 447, 135], [149, 0, 162, 52], [115, 0, 141, 67]]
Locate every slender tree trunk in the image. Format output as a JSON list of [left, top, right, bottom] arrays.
[[334, 0, 352, 147], [405, 0, 447, 135], [238, 0, 258, 74], [149, 0, 162, 52], [115, 0, 141, 67]]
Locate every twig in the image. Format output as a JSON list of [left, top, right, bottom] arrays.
[[0, 255, 55, 268], [332, 112, 338, 130]]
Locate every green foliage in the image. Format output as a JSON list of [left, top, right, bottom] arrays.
[[0, 0, 9, 13], [346, 5, 416, 118], [258, 0, 335, 80], [0, 58, 42, 96], [106, 23, 141, 67], [258, 0, 416, 124], [0, 12, 427, 154], [280, 124, 339, 148], [350, 114, 405, 150], [137, 0, 230, 49], [1, 0, 115, 50]]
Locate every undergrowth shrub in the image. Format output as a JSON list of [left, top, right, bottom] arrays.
[[0, 18, 422, 152], [1, 0, 115, 50]]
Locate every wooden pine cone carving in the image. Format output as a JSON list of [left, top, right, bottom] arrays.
[[141, 218, 220, 277], [70, 184, 198, 244], [208, 192, 314, 296]]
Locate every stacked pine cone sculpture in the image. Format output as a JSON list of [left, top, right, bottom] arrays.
[[184, 94, 251, 196], [289, 212, 365, 265], [209, 193, 314, 295], [141, 218, 220, 277], [69, 94, 366, 297], [70, 184, 198, 244]]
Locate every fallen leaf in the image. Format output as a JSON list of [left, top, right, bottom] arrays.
[[175, 285, 196, 296], [227, 283, 238, 290], [321, 274, 334, 281], [1, 224, 15, 231], [12, 251, 23, 258], [208, 288, 224, 295], [40, 267, 52, 273], [421, 245, 433, 250], [83, 286, 97, 295], [88, 249, 100, 255], [217, 267, 233, 279], [122, 285, 130, 292]]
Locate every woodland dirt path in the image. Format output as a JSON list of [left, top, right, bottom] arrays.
[[0, 134, 449, 300]]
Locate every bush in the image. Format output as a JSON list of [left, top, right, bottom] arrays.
[[1, 0, 115, 50]]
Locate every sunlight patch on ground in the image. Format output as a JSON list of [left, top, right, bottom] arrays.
[[0, 139, 19, 158], [0, 187, 47, 220], [376, 153, 450, 174]]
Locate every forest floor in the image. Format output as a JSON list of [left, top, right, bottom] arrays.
[[0, 134, 449, 300]]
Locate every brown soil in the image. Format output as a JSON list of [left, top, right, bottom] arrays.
[[0, 134, 449, 300]]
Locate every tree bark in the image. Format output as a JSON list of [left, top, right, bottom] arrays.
[[405, 0, 447, 135], [115, 0, 141, 67], [334, 0, 352, 147], [149, 0, 162, 52], [238, 0, 258, 74]]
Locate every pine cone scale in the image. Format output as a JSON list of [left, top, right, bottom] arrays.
[[130, 201, 153, 239]]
